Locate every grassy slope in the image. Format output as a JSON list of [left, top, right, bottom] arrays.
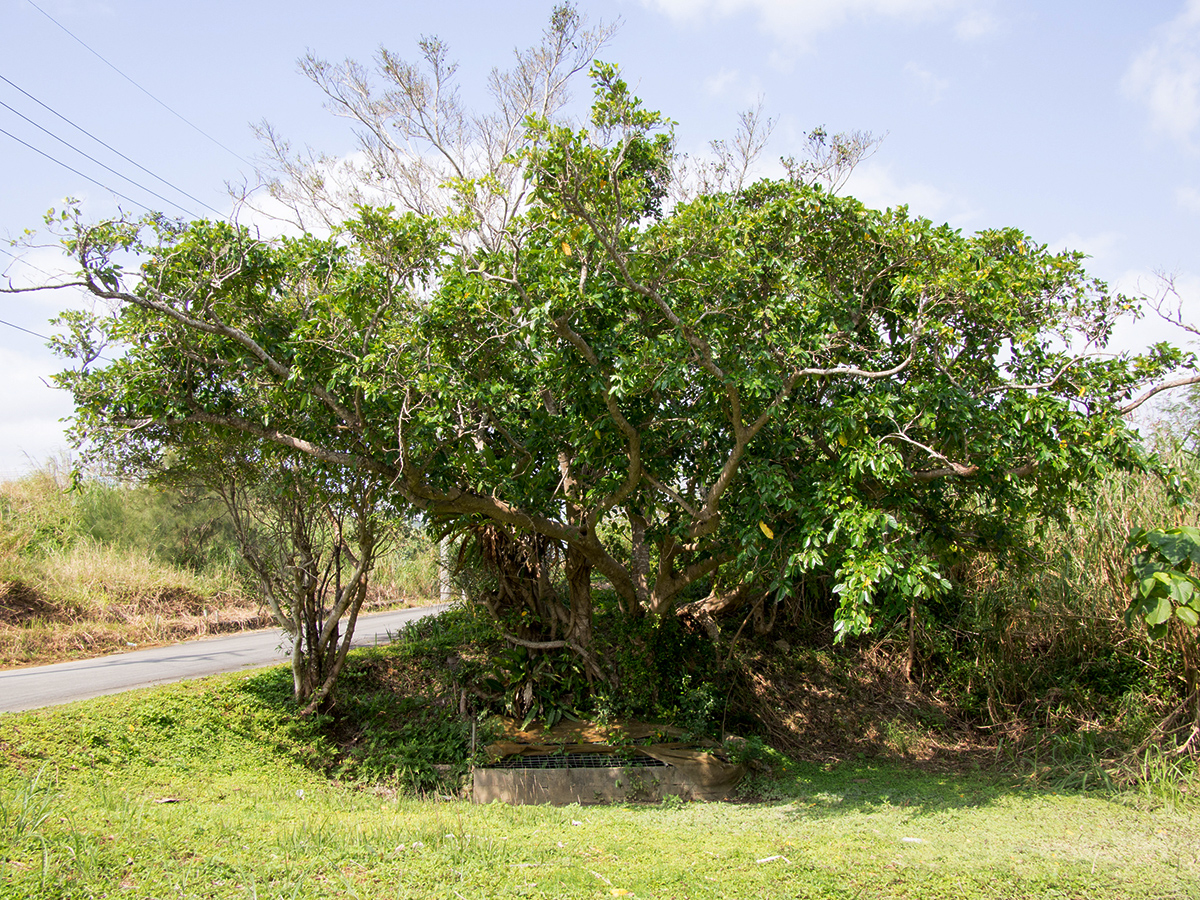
[[1, 469, 442, 669], [2, 659, 1198, 899]]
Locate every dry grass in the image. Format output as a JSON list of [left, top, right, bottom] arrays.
[[0, 552, 443, 671], [732, 633, 979, 769], [0, 540, 266, 669], [1, 466, 445, 669]]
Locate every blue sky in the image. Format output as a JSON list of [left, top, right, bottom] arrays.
[[1, 0, 1198, 477]]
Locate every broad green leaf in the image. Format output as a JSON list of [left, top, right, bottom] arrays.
[[1140, 575, 1165, 600], [1145, 594, 1173, 627], [1170, 576, 1196, 607], [1145, 527, 1200, 566]]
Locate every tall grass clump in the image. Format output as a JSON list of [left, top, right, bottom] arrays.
[[937, 434, 1200, 779], [368, 521, 441, 606], [0, 461, 81, 568], [1, 459, 246, 583], [0, 462, 260, 665]]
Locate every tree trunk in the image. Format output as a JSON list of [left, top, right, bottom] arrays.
[[628, 508, 650, 616], [904, 600, 918, 683], [564, 543, 604, 682]]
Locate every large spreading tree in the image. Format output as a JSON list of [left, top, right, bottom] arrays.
[[15, 8, 1197, 695]]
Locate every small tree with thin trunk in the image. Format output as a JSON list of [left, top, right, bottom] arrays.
[[213, 453, 384, 710]]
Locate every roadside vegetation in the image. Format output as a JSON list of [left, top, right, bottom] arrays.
[[4, 427, 1200, 777], [0, 461, 441, 668], [2, 616, 1199, 899]]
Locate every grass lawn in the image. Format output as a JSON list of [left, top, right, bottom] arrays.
[[2, 665, 1198, 899]]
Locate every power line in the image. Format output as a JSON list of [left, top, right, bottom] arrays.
[[0, 316, 114, 365], [0, 123, 153, 214], [0, 245, 61, 282], [0, 72, 224, 218], [24, 0, 253, 168], [0, 96, 199, 218], [0, 316, 52, 342]]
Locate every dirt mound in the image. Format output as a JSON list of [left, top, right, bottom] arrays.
[[732, 632, 989, 768], [0, 581, 275, 669], [0, 581, 66, 625]]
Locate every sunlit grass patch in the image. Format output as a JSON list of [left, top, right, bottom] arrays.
[[2, 666, 1199, 899]]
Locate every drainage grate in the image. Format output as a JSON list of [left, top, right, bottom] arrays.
[[486, 753, 668, 770]]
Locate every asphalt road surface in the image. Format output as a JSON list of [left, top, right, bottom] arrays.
[[0, 604, 451, 713]]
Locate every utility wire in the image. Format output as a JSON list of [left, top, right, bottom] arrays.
[[24, 0, 253, 168], [0, 316, 52, 342], [0, 96, 199, 218], [0, 124, 152, 214], [0, 316, 114, 365], [0, 72, 224, 218], [0, 245, 60, 281]]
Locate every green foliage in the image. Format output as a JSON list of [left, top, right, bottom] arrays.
[[74, 481, 244, 575], [0, 764, 56, 844], [1126, 525, 1200, 636], [593, 604, 727, 735], [389, 601, 499, 656], [1, 464, 246, 581], [1, 670, 335, 778], [372, 520, 440, 601], [327, 608, 501, 794], [1, 465, 257, 666], [332, 689, 472, 794], [482, 644, 588, 729], [878, 436, 1200, 748], [1132, 744, 1199, 810], [36, 47, 1199, 685]]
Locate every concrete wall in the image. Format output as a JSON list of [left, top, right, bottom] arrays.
[[472, 764, 733, 805]]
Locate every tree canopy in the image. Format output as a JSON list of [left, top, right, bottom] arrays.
[[25, 37, 1197, 684]]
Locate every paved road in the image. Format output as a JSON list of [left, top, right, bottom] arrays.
[[0, 604, 451, 713]]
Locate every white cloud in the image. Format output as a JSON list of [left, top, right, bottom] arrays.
[[1177, 184, 1200, 212], [701, 67, 767, 107], [1122, 0, 1200, 146], [841, 161, 977, 226], [903, 61, 949, 101], [1049, 231, 1122, 265], [641, 0, 989, 49], [953, 7, 998, 40], [704, 67, 742, 97]]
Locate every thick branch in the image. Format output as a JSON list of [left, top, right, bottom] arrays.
[[79, 270, 362, 431], [1120, 372, 1200, 415], [550, 313, 643, 523]]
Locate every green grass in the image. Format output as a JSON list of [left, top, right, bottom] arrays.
[[2, 662, 1199, 899]]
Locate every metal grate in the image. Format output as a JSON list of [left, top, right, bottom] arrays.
[[486, 753, 668, 770]]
